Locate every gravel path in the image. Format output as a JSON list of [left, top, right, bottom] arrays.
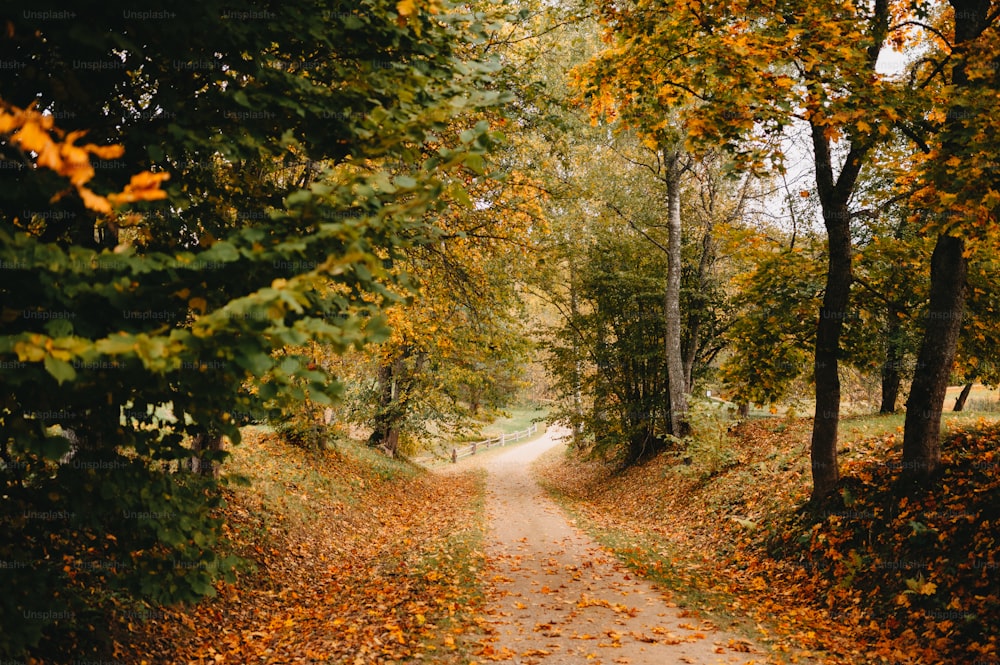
[[478, 426, 766, 665]]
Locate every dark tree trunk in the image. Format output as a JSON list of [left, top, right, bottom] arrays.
[[189, 431, 224, 479], [368, 352, 424, 457], [953, 382, 974, 412], [627, 428, 649, 464], [368, 359, 403, 456], [880, 363, 902, 415], [682, 312, 700, 394], [808, 120, 868, 501], [682, 224, 714, 390], [810, 197, 851, 500], [901, 0, 986, 481], [804, 0, 888, 502], [880, 312, 904, 414], [903, 236, 967, 476]]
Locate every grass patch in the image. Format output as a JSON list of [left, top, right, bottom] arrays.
[[417, 407, 550, 468], [480, 404, 549, 436], [224, 426, 417, 520], [838, 409, 1000, 444]]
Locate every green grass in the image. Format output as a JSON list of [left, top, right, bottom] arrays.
[[415, 405, 550, 467], [480, 404, 549, 436], [224, 426, 417, 523], [838, 408, 1000, 444]]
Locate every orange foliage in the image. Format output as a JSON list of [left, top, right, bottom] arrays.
[[1, 100, 167, 215]]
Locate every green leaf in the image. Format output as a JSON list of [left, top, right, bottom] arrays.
[[462, 153, 484, 174], [44, 355, 76, 384], [40, 435, 72, 461], [286, 189, 312, 207]]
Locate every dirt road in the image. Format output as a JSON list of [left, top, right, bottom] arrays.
[[478, 426, 765, 665]]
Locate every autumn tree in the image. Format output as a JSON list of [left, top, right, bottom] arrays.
[[546, 220, 674, 461], [901, 1, 1000, 481], [352, 168, 540, 456], [536, 126, 744, 461], [720, 234, 826, 408], [577, 0, 920, 499], [326, 3, 556, 456], [0, 1, 504, 658], [679, 152, 756, 389]]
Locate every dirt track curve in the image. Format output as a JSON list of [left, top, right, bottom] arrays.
[[477, 426, 766, 665]]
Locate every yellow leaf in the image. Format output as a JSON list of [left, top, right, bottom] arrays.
[[108, 171, 170, 206], [76, 186, 113, 214], [88, 143, 125, 159], [983, 189, 1000, 210], [0, 110, 18, 133], [397, 0, 416, 16], [189, 297, 208, 314], [11, 120, 52, 154]]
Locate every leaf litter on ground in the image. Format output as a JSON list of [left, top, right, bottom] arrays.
[[111, 427, 488, 664], [537, 417, 1000, 665]]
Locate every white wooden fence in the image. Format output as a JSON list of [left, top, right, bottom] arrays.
[[416, 423, 539, 465]]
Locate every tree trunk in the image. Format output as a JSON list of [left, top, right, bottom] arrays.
[[901, 0, 984, 482], [627, 425, 655, 464], [880, 364, 902, 414], [802, 0, 888, 502], [189, 431, 224, 479], [880, 311, 904, 414], [682, 312, 700, 393], [682, 224, 714, 390], [808, 119, 866, 501], [810, 200, 851, 500], [369, 358, 404, 456], [903, 236, 967, 475], [569, 257, 586, 439], [953, 382, 974, 412], [663, 148, 690, 437]]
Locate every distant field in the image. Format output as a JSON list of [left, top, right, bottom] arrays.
[[945, 382, 1000, 409], [704, 383, 1000, 423], [480, 404, 549, 435], [414, 405, 550, 467]]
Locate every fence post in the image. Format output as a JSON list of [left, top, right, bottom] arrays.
[[472, 441, 477, 455], [451, 448, 457, 463]]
